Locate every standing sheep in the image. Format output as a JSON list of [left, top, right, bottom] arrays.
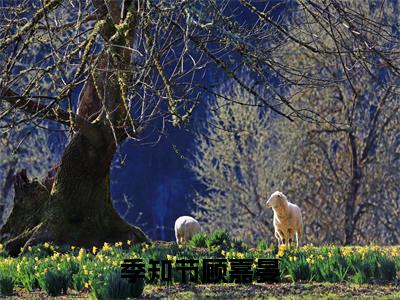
[[266, 191, 303, 247], [174, 216, 201, 245]]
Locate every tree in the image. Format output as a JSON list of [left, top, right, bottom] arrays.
[[190, 80, 275, 246], [0, 0, 295, 254], [263, 0, 400, 245], [0, 0, 398, 253], [191, 1, 400, 246]]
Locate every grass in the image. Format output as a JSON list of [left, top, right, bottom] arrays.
[[0, 232, 398, 298]]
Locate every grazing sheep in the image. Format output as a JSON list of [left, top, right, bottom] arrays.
[[174, 216, 201, 245], [266, 191, 303, 247]]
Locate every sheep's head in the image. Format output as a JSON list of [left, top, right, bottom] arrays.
[[266, 191, 288, 208]]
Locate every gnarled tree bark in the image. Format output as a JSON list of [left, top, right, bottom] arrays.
[[0, 126, 149, 256], [1, 130, 149, 255]]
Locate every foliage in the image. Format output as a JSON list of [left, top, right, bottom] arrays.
[[278, 245, 399, 284], [257, 240, 268, 251], [190, 1, 400, 246], [0, 241, 398, 298], [189, 232, 208, 248], [0, 274, 13, 296], [37, 269, 70, 297], [269, 1, 400, 245], [0, 261, 14, 296], [91, 270, 145, 300], [14, 257, 39, 292], [190, 82, 274, 246]]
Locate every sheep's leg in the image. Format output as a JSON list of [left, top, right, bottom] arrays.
[[184, 233, 191, 244], [287, 229, 294, 248], [296, 226, 302, 248], [278, 229, 286, 246], [176, 232, 184, 245], [279, 230, 289, 246], [275, 231, 281, 247]]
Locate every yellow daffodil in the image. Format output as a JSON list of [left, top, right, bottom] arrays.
[[306, 257, 314, 264], [78, 248, 85, 262], [103, 242, 110, 251], [276, 245, 286, 258]]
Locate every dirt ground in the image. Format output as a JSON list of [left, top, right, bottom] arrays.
[[4, 282, 400, 299]]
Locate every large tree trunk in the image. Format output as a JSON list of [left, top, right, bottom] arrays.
[[0, 125, 149, 256]]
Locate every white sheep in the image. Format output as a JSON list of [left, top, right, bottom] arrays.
[[174, 216, 202, 245], [266, 191, 303, 247]]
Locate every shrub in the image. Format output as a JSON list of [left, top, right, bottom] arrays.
[[378, 256, 396, 282], [257, 240, 267, 251], [60, 259, 80, 289], [206, 229, 232, 249], [91, 270, 145, 300], [72, 271, 85, 292], [205, 229, 246, 251], [15, 259, 39, 292], [282, 255, 311, 282], [0, 275, 13, 296], [351, 270, 368, 284], [318, 255, 349, 283], [37, 269, 70, 297], [189, 232, 208, 248]]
